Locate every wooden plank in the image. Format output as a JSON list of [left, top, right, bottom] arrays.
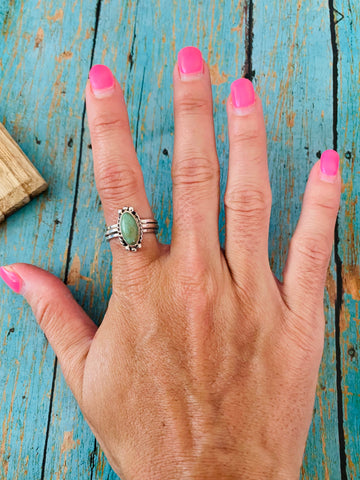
[[0, 1, 98, 478], [0, 122, 47, 220], [336, 1, 360, 477], [252, 1, 341, 478]]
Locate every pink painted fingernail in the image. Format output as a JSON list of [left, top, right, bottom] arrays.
[[0, 266, 23, 294], [320, 150, 340, 183], [177, 47, 204, 80], [89, 64, 115, 98], [231, 78, 256, 116]]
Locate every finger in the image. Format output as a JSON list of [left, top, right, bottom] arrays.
[[171, 47, 220, 256], [0, 263, 97, 406], [282, 150, 341, 316], [225, 78, 272, 282], [86, 64, 160, 262]]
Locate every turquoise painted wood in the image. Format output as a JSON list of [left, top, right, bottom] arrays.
[[337, 1, 360, 478], [0, 1, 99, 478], [0, 1, 359, 478]]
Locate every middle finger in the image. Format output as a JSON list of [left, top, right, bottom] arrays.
[[171, 47, 220, 257]]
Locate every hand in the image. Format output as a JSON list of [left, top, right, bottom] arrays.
[[0, 47, 341, 479]]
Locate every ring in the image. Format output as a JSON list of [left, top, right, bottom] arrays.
[[105, 206, 159, 252]]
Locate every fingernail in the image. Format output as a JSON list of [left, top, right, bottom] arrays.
[[89, 64, 115, 98], [231, 78, 256, 116], [177, 46, 204, 80], [320, 150, 340, 183], [0, 266, 22, 294]]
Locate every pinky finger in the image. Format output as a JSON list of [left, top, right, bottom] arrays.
[[282, 150, 341, 317]]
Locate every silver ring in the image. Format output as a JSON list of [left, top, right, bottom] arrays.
[[105, 206, 159, 252]]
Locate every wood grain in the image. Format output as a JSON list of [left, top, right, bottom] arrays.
[[0, 122, 47, 221], [0, 1, 99, 478], [0, 0, 359, 478], [336, 1, 360, 477]]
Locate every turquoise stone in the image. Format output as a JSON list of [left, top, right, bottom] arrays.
[[120, 211, 140, 245]]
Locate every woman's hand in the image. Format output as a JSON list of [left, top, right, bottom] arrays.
[[0, 47, 341, 479]]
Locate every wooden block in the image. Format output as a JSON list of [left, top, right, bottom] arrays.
[[0, 122, 47, 221]]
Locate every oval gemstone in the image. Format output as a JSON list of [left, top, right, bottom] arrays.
[[120, 211, 140, 246]]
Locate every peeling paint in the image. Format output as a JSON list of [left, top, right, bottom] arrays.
[[209, 63, 229, 86], [47, 8, 64, 23], [34, 27, 44, 48]]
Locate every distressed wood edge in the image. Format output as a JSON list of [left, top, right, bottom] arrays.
[[0, 191, 31, 223], [0, 122, 48, 195], [0, 122, 48, 223], [28, 178, 48, 198], [0, 183, 48, 223]]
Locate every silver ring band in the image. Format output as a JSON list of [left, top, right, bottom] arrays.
[[105, 206, 158, 252]]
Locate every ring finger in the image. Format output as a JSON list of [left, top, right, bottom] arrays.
[[225, 79, 272, 284]]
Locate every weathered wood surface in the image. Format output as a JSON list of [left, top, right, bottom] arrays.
[[0, 1, 358, 479], [337, 1, 360, 478]]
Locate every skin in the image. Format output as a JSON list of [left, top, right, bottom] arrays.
[[4, 56, 341, 479]]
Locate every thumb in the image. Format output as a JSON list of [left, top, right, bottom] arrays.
[[0, 263, 97, 405]]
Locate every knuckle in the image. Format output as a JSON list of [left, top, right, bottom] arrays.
[[311, 196, 340, 216], [172, 154, 219, 188], [97, 164, 141, 202], [281, 310, 325, 363], [35, 295, 60, 334], [91, 116, 128, 140], [291, 233, 331, 268], [174, 254, 218, 306], [113, 260, 153, 294], [224, 185, 271, 223], [232, 122, 260, 144], [176, 92, 212, 116]]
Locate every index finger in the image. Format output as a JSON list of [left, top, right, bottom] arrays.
[[85, 65, 161, 267]]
